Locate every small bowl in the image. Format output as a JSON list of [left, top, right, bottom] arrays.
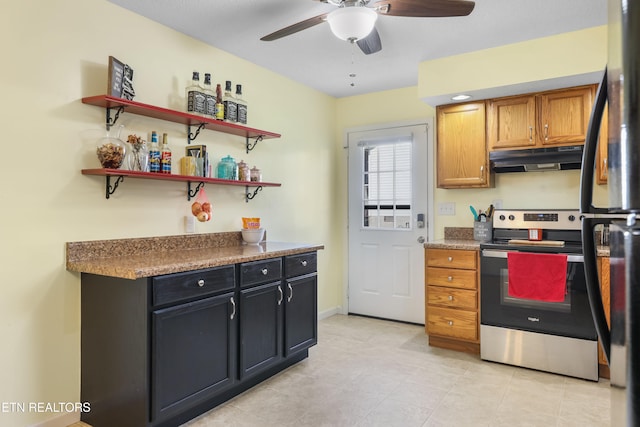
[[241, 228, 265, 244]]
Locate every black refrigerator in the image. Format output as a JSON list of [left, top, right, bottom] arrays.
[[580, 1, 640, 426]]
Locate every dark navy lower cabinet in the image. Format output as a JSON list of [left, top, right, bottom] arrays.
[[80, 252, 317, 427]]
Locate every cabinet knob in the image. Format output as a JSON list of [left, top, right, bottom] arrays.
[[447, 256, 453, 262], [261, 268, 268, 275], [529, 126, 533, 142], [447, 276, 453, 282], [197, 279, 205, 287], [277, 285, 283, 305], [287, 283, 293, 303], [448, 320, 454, 326], [301, 260, 308, 267], [448, 295, 454, 301]]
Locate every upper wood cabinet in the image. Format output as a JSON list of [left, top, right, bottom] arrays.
[[487, 85, 595, 151], [486, 95, 536, 149], [596, 105, 609, 185], [436, 101, 490, 189]]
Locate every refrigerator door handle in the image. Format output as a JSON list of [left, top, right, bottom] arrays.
[[582, 216, 611, 364], [580, 68, 609, 215]]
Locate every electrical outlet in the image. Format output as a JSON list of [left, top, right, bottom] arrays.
[[491, 199, 503, 209], [438, 202, 456, 216], [185, 215, 195, 233]]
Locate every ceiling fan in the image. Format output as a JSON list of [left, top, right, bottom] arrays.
[[260, 0, 475, 55]]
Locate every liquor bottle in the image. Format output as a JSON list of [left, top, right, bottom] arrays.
[[186, 71, 206, 116], [148, 131, 161, 173], [215, 84, 224, 120], [236, 84, 247, 125], [223, 80, 237, 123], [203, 73, 216, 118], [160, 133, 172, 174]]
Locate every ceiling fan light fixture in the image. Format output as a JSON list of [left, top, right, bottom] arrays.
[[327, 7, 377, 41]]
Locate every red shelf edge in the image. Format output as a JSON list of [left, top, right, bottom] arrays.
[[81, 95, 281, 140], [82, 169, 281, 188]]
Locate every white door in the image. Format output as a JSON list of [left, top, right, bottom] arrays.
[[347, 122, 430, 324]]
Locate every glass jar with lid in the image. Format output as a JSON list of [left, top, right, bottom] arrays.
[[250, 166, 262, 182]]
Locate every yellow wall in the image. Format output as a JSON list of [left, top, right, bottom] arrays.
[[1, 0, 341, 425], [0, 1, 609, 425], [418, 26, 607, 99]]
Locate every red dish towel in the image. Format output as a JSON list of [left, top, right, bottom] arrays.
[[507, 252, 568, 302]]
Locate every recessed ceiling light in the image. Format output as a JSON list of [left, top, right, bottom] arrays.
[[451, 94, 472, 101]]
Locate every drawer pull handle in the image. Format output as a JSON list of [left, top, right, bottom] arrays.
[[447, 257, 453, 262], [301, 260, 308, 267], [277, 285, 283, 305], [448, 295, 454, 301], [197, 279, 205, 287], [261, 268, 268, 275], [448, 320, 454, 326], [230, 297, 236, 320], [447, 276, 453, 282], [287, 283, 293, 303]]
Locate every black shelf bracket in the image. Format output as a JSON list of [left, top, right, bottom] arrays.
[[245, 185, 263, 203], [105, 106, 126, 131], [246, 135, 264, 153], [105, 175, 124, 199], [188, 181, 205, 201], [188, 123, 206, 144]]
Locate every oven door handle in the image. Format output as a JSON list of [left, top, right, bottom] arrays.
[[481, 249, 584, 263]]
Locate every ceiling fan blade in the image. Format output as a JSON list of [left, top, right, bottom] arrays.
[[357, 27, 382, 55], [260, 13, 329, 41], [375, 0, 475, 17]]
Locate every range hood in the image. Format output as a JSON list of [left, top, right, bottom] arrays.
[[489, 145, 584, 173]]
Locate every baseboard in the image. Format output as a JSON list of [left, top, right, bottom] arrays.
[[318, 306, 341, 320], [29, 412, 80, 427]]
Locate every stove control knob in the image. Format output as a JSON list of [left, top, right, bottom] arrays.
[[568, 215, 576, 221], [508, 215, 515, 221], [499, 214, 506, 221]]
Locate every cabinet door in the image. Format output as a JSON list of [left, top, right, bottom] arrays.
[[538, 86, 593, 146], [596, 105, 609, 185], [487, 95, 536, 150], [239, 281, 283, 379], [436, 101, 489, 188], [284, 273, 318, 356], [151, 292, 236, 423]]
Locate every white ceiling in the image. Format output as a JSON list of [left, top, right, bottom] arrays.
[[107, 0, 607, 98]]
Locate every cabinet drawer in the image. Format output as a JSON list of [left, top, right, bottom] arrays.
[[285, 252, 317, 278], [152, 265, 236, 306], [427, 286, 477, 310], [427, 306, 478, 341], [240, 258, 283, 287], [426, 267, 477, 290], [426, 249, 477, 269]]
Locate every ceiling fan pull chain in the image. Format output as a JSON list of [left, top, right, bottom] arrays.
[[349, 41, 357, 87]]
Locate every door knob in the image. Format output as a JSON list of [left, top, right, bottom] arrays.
[[417, 236, 425, 243]]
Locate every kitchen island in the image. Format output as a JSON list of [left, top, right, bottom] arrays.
[[67, 232, 323, 427]]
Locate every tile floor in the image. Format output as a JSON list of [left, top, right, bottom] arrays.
[[182, 314, 611, 427]]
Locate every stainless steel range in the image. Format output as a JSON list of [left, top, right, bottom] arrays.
[[479, 209, 598, 381]]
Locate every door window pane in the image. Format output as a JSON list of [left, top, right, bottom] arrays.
[[361, 138, 412, 229]]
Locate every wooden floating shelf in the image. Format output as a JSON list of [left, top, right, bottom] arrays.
[[82, 168, 281, 187], [81, 95, 281, 140], [82, 169, 281, 201]]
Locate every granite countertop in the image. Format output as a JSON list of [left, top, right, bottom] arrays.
[[423, 227, 611, 256], [424, 227, 481, 251], [66, 232, 324, 280]]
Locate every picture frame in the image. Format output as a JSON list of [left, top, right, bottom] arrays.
[[107, 56, 135, 100]]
